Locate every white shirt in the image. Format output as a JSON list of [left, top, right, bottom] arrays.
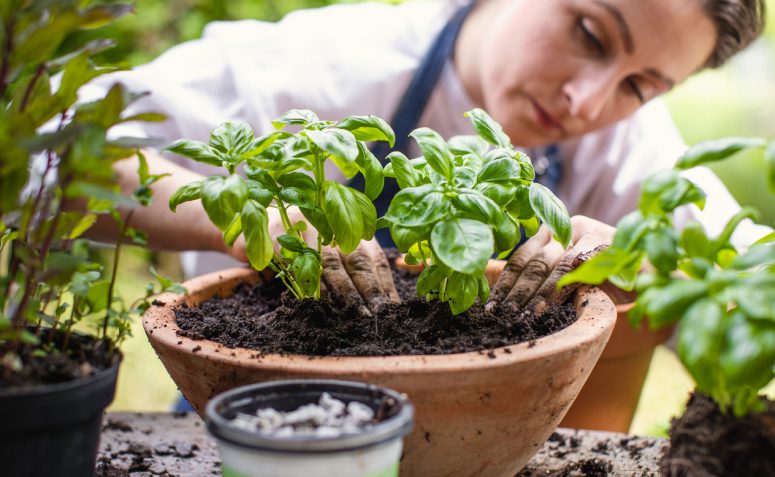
[[81, 0, 768, 276]]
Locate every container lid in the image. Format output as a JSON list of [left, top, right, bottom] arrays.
[[205, 379, 414, 453]]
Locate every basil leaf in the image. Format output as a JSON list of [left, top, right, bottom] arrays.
[[222, 214, 242, 247], [644, 227, 678, 273], [291, 251, 321, 297], [272, 109, 319, 128], [431, 218, 493, 274], [448, 134, 489, 158], [166, 139, 221, 167], [354, 142, 385, 200], [679, 222, 713, 261], [453, 166, 477, 189], [731, 243, 775, 270], [676, 137, 766, 169], [475, 181, 517, 205], [477, 158, 521, 184], [713, 207, 758, 252], [641, 280, 709, 328], [410, 127, 454, 179], [639, 170, 706, 214], [304, 128, 358, 163], [201, 175, 248, 231], [451, 190, 503, 224], [766, 140, 775, 193], [169, 180, 202, 212], [464, 108, 511, 148], [529, 183, 571, 248], [384, 184, 448, 227], [477, 275, 491, 303], [416, 264, 449, 297], [493, 213, 519, 252], [241, 200, 273, 270], [247, 181, 273, 208], [300, 205, 333, 245], [559, 247, 641, 288], [278, 234, 306, 253], [677, 299, 725, 394], [389, 222, 432, 252], [720, 311, 775, 390], [321, 181, 364, 254], [387, 151, 420, 189], [209, 121, 254, 157], [336, 115, 395, 146], [447, 272, 479, 315]]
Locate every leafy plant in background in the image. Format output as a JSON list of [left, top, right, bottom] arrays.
[[0, 0, 182, 380], [380, 109, 571, 314], [560, 137, 775, 416], [168, 110, 394, 300]]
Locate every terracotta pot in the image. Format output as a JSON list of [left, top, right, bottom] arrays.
[[143, 267, 615, 477]]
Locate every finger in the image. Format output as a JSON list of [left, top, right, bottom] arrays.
[[364, 240, 400, 304], [343, 243, 399, 311], [528, 234, 607, 315], [321, 246, 371, 317], [501, 239, 565, 313], [486, 226, 552, 310]]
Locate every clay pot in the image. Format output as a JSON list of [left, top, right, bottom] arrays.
[[143, 267, 615, 477]]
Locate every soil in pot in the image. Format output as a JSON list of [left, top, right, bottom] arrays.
[[174, 251, 577, 356], [0, 329, 117, 388], [660, 392, 775, 477]]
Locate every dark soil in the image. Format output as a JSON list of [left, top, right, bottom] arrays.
[[660, 392, 775, 477], [175, 251, 578, 356], [0, 329, 118, 389]]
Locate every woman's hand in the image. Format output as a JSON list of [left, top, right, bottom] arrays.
[[486, 215, 616, 315]]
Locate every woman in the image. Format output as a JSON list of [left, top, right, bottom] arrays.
[[85, 0, 768, 427]]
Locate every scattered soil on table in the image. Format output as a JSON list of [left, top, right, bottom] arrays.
[[661, 392, 775, 477], [0, 329, 117, 389], [175, 251, 578, 356]]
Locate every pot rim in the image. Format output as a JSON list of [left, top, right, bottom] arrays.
[[206, 379, 414, 453], [142, 267, 616, 373]]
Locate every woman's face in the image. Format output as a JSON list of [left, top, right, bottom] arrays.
[[477, 0, 717, 147]]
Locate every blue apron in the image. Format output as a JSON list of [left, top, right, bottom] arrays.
[[351, 2, 563, 247]]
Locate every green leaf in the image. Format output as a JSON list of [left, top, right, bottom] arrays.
[[169, 180, 202, 212], [731, 243, 775, 270], [68, 214, 97, 240], [529, 183, 571, 248], [431, 218, 493, 274], [279, 187, 315, 209], [321, 181, 365, 254], [447, 272, 480, 315], [559, 247, 642, 288], [453, 166, 477, 189], [451, 190, 503, 224], [209, 121, 254, 158], [476, 181, 517, 205], [244, 131, 290, 158], [644, 227, 678, 273], [300, 206, 333, 245], [247, 181, 273, 208], [354, 142, 385, 200], [336, 115, 395, 146], [680, 222, 713, 261], [676, 137, 766, 169], [201, 175, 248, 231], [720, 312, 775, 390], [416, 264, 450, 297], [278, 234, 306, 253], [677, 299, 725, 394], [728, 282, 775, 322], [223, 214, 242, 247], [464, 109, 511, 148], [641, 280, 709, 328], [384, 184, 448, 227], [612, 211, 650, 251], [410, 128, 454, 179], [493, 213, 519, 253], [272, 109, 319, 129], [449, 135, 490, 158], [386, 151, 420, 189], [477, 158, 522, 184], [639, 170, 706, 214], [84, 280, 111, 313], [166, 139, 222, 167], [241, 200, 273, 270], [477, 275, 491, 303], [290, 251, 321, 297], [304, 128, 358, 163], [389, 223, 432, 252]]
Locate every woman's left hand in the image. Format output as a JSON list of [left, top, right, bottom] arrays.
[[486, 215, 616, 315]]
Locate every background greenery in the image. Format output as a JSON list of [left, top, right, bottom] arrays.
[[101, 0, 775, 435]]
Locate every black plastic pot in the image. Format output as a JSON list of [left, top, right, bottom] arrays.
[[0, 359, 121, 477]]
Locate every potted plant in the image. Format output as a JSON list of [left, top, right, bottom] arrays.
[[143, 109, 616, 477], [561, 137, 775, 476], [206, 379, 414, 477], [0, 3, 182, 476]]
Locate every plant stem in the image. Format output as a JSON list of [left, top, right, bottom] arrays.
[[0, 18, 14, 99], [62, 297, 78, 351], [19, 63, 46, 112], [313, 156, 325, 256], [103, 209, 134, 339], [272, 254, 303, 299]]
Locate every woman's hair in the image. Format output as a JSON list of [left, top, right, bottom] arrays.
[[701, 0, 767, 68]]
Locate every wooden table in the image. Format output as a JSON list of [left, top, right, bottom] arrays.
[[96, 413, 665, 476]]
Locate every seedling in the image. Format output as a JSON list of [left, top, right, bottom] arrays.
[[561, 137, 775, 416], [380, 109, 571, 314], [168, 110, 394, 300]]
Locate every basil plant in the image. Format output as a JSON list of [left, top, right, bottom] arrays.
[[380, 109, 571, 315], [168, 110, 394, 300], [561, 137, 775, 416]]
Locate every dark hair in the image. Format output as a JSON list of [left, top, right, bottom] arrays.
[[702, 0, 767, 68]]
